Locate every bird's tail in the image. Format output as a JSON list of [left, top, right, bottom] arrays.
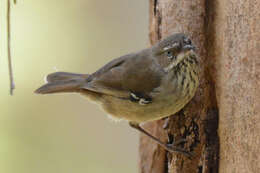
[[35, 72, 89, 94]]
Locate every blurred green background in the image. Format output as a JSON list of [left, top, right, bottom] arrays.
[[0, 0, 148, 173]]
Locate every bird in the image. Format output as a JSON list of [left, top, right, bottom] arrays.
[[35, 33, 199, 157]]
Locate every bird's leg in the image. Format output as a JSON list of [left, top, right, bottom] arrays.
[[129, 122, 192, 157], [162, 117, 187, 145]]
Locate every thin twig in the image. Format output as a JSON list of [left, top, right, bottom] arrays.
[[7, 0, 15, 95]]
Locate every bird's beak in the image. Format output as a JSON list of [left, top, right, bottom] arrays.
[[183, 45, 196, 51]]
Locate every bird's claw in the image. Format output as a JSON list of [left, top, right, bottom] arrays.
[[165, 140, 193, 158]]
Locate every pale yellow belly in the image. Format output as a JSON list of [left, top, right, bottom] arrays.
[[82, 63, 199, 123], [100, 84, 198, 123]]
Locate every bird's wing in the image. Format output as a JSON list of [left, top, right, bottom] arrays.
[[81, 54, 164, 98]]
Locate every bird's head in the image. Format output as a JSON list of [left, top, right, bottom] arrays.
[[152, 33, 197, 70]]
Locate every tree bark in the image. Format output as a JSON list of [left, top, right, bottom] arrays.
[[139, 0, 259, 172], [213, 0, 260, 172]]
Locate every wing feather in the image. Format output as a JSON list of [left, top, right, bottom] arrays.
[[82, 52, 164, 98]]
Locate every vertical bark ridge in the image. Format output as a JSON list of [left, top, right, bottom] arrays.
[[140, 0, 220, 172]]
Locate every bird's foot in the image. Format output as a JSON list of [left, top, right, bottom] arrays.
[[165, 141, 193, 158]]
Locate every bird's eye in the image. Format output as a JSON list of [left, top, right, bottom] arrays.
[[166, 51, 176, 60]]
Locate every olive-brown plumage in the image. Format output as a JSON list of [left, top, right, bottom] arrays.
[[35, 33, 199, 156]]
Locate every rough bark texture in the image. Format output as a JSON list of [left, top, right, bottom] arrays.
[[140, 0, 218, 172], [139, 0, 260, 172], [213, 0, 260, 172]]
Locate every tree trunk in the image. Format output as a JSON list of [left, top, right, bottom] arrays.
[[213, 0, 260, 172], [139, 0, 260, 173]]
